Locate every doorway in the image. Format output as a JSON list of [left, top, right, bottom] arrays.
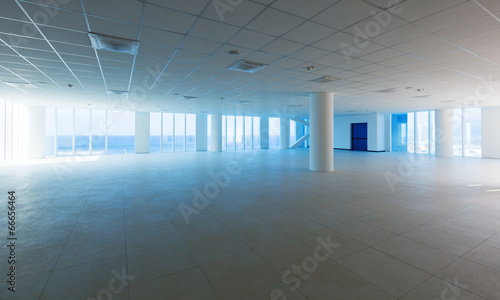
[[352, 123, 368, 151]]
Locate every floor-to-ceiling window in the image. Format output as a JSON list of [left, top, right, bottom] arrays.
[[269, 117, 280, 149], [245, 116, 252, 149], [430, 111, 436, 155], [207, 115, 212, 151], [222, 115, 227, 150], [163, 113, 173, 152], [45, 108, 56, 157], [186, 114, 196, 152], [453, 109, 463, 156], [75, 109, 90, 156], [253, 117, 260, 149], [236, 116, 244, 150], [407, 112, 415, 153], [415, 111, 429, 154], [56, 108, 74, 156], [463, 108, 481, 157], [91, 110, 107, 155], [150, 112, 162, 153], [107, 111, 135, 154], [226, 116, 235, 150], [174, 113, 185, 152]]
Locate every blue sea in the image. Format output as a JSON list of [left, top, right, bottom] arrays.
[[45, 135, 196, 156]]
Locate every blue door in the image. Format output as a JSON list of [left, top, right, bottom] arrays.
[[351, 123, 368, 151]]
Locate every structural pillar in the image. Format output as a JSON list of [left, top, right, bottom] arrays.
[[309, 92, 334, 172], [435, 108, 453, 158], [260, 117, 269, 149], [26, 106, 45, 159], [211, 114, 222, 152], [280, 117, 290, 149], [135, 112, 150, 154], [196, 114, 208, 151]]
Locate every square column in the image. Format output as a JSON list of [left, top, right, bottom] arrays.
[[435, 108, 453, 157], [196, 114, 208, 151], [211, 114, 222, 152], [280, 117, 290, 149], [260, 117, 269, 149], [135, 112, 150, 154]]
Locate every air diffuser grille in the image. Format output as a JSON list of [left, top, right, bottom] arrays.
[[227, 60, 267, 73], [89, 33, 140, 55]]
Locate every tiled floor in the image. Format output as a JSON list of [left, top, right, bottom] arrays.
[[1, 149, 500, 299]]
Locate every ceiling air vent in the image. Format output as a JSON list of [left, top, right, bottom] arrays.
[[311, 76, 341, 84], [107, 90, 129, 95], [89, 33, 140, 55], [3, 81, 38, 88], [374, 88, 398, 93], [411, 95, 431, 99], [183, 96, 198, 100], [227, 60, 267, 73]]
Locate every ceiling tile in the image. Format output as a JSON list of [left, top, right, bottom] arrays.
[[140, 27, 185, 49], [179, 37, 222, 55], [143, 4, 197, 34], [202, 1, 266, 27], [246, 8, 304, 37], [282, 21, 335, 45], [260, 38, 304, 56], [189, 18, 240, 43], [396, 0, 469, 22], [272, 0, 339, 19], [228, 29, 275, 50], [312, 0, 381, 30], [84, 0, 144, 24], [88, 17, 139, 40]]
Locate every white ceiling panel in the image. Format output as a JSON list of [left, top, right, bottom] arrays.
[[246, 8, 304, 37], [227, 29, 275, 50], [272, 0, 339, 19], [202, 0, 266, 27], [189, 18, 240, 43], [282, 21, 335, 45], [84, 0, 144, 24], [143, 4, 197, 34], [312, 0, 381, 30]]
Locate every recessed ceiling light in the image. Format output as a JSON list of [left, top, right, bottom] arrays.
[[227, 50, 241, 56], [227, 60, 267, 73], [88, 33, 140, 55]]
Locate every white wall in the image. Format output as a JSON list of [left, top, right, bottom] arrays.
[[135, 112, 150, 154], [482, 107, 500, 159], [334, 113, 386, 151]]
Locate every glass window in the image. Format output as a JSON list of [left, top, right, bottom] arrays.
[[12, 103, 20, 160], [0, 100, 6, 161], [407, 112, 415, 154], [91, 110, 106, 155], [163, 113, 173, 152], [150, 112, 162, 153], [57, 108, 74, 156], [245, 116, 252, 149], [253, 117, 260, 149], [175, 113, 185, 152], [227, 116, 235, 150], [74, 109, 90, 156], [430, 111, 436, 155], [107, 111, 135, 154], [186, 114, 196, 152], [207, 115, 212, 151], [269, 117, 280, 149], [464, 108, 481, 157], [415, 111, 429, 154], [236, 116, 244, 150], [222, 115, 227, 150], [45, 108, 56, 157], [290, 120, 296, 147], [453, 109, 463, 156]]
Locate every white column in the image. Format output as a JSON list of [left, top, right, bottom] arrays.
[[481, 107, 500, 159], [135, 112, 150, 154], [211, 114, 222, 152], [196, 114, 208, 151], [435, 108, 454, 158], [260, 117, 269, 149], [310, 92, 334, 172], [26, 106, 46, 159], [280, 117, 290, 149]]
